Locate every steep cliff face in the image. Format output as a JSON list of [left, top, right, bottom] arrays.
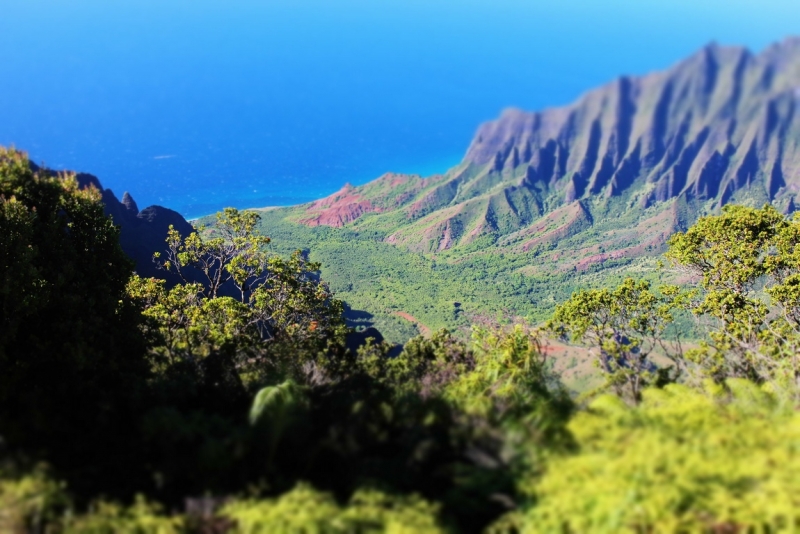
[[464, 38, 800, 210], [294, 38, 800, 269]]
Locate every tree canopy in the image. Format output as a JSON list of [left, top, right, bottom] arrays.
[[666, 204, 800, 390], [0, 147, 151, 497]]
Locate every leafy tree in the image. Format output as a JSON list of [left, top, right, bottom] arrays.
[[400, 329, 475, 399], [135, 207, 347, 382], [549, 278, 684, 403], [127, 276, 258, 368], [0, 148, 151, 499], [424, 326, 573, 530], [445, 325, 566, 420], [347, 329, 474, 398], [666, 204, 800, 388], [157, 207, 271, 300], [122, 212, 350, 504], [443, 325, 574, 489]]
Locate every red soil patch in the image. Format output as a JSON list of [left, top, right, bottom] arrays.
[[520, 204, 588, 251], [541, 344, 568, 355], [388, 174, 411, 187], [298, 184, 381, 227], [394, 311, 432, 336], [408, 192, 440, 219]]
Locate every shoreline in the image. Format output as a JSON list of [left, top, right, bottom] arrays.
[[187, 203, 296, 223], [183, 154, 462, 223]]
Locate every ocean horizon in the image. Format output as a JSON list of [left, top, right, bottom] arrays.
[[2, 0, 798, 219]]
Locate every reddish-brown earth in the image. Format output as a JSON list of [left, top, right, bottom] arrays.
[[516, 202, 591, 251], [394, 311, 432, 337], [298, 184, 381, 227]]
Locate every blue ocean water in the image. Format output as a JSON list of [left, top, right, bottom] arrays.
[[1, 0, 797, 219]]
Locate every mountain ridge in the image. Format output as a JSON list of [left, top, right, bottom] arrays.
[[35, 163, 196, 280], [285, 37, 800, 271], [464, 38, 800, 208]]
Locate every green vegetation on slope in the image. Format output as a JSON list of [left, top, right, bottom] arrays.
[[517, 381, 800, 532], [248, 204, 681, 345]]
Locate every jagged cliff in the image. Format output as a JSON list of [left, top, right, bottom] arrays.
[[104, 188, 194, 280], [290, 38, 800, 270], [465, 38, 800, 209], [66, 169, 194, 279]]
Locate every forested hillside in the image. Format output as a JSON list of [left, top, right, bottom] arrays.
[[6, 147, 800, 531]]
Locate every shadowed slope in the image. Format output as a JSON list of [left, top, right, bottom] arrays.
[[32, 163, 196, 280]]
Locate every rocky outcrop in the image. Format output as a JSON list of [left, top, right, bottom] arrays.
[[67, 169, 195, 280]]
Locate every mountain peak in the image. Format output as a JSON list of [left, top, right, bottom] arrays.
[[121, 191, 139, 215], [460, 36, 800, 208]]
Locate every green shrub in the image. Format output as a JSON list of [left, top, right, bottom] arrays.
[[221, 483, 446, 533], [66, 496, 182, 534], [0, 467, 69, 533], [514, 380, 800, 532]]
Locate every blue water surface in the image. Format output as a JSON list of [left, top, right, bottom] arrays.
[[1, 0, 797, 218]]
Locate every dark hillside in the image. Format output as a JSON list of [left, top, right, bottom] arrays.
[[31, 161, 194, 280]]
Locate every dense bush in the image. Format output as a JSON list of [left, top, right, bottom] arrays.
[[0, 466, 69, 533], [221, 484, 444, 534], [514, 380, 800, 532]]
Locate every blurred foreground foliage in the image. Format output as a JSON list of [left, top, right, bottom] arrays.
[[221, 484, 444, 534], [5, 148, 800, 532], [515, 380, 800, 532]]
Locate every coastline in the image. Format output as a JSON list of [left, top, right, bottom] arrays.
[[187, 203, 295, 223], [183, 153, 462, 223]]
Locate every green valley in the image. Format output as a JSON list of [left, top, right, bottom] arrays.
[[232, 39, 800, 349], [250, 201, 670, 344]]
